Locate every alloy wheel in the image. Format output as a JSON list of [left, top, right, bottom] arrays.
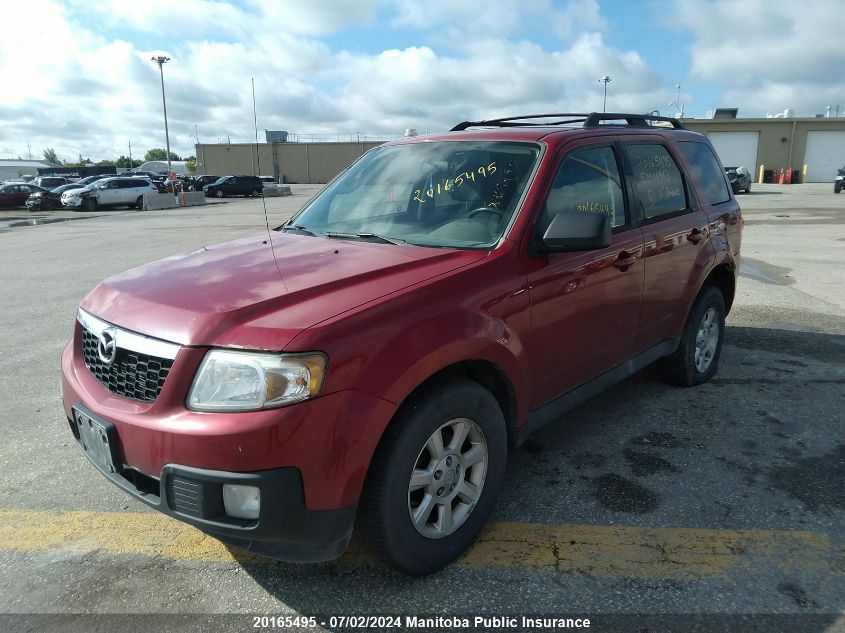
[[694, 307, 719, 373], [407, 418, 488, 539]]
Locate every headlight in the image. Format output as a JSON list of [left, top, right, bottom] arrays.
[[187, 350, 327, 411]]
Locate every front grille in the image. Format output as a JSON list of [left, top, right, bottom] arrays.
[[81, 326, 174, 402]]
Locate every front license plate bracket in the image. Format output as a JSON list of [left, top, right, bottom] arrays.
[[72, 408, 122, 474]]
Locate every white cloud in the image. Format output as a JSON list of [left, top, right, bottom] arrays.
[[675, 0, 845, 115], [0, 0, 673, 161]]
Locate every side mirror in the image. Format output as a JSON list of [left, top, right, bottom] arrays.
[[537, 212, 612, 254]]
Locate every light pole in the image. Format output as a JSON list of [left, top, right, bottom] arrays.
[[151, 55, 173, 193], [599, 76, 611, 113], [191, 123, 204, 174]]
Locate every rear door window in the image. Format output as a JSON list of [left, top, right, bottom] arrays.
[[679, 141, 731, 204], [626, 144, 687, 220]]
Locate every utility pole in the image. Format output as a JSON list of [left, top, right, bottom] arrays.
[[669, 82, 685, 118], [191, 124, 204, 174], [599, 76, 611, 113], [128, 139, 133, 170], [151, 55, 174, 195]]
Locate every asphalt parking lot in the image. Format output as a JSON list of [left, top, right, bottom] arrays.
[[0, 184, 843, 632]]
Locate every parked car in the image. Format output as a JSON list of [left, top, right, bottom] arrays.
[[203, 175, 263, 198], [835, 167, 844, 193], [260, 176, 276, 187], [25, 183, 82, 211], [61, 177, 157, 211], [130, 171, 164, 180], [32, 176, 70, 189], [71, 175, 114, 188], [61, 112, 742, 575], [724, 166, 751, 193], [0, 183, 45, 208], [189, 175, 220, 191]]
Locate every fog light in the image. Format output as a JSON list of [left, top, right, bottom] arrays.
[[222, 484, 260, 520]]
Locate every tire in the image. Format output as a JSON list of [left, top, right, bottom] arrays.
[[835, 184, 842, 194], [215, 189, 224, 198], [658, 285, 726, 387], [745, 184, 751, 193], [358, 379, 507, 575], [81, 198, 97, 212], [135, 196, 144, 209], [252, 189, 262, 197]]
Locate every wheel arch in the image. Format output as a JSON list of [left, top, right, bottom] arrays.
[[701, 259, 737, 315]]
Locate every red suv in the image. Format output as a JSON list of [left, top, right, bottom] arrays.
[[61, 113, 742, 575]]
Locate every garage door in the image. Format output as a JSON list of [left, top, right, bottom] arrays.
[[706, 132, 760, 176], [803, 131, 845, 182]]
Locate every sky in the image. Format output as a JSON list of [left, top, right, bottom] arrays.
[[1, 0, 843, 163]]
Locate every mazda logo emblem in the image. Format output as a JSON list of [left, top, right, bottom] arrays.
[[97, 328, 118, 365]]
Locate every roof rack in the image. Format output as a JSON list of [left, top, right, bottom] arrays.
[[450, 112, 684, 132]]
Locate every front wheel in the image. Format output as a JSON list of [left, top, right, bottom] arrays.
[[358, 379, 507, 575], [251, 189, 262, 197], [659, 285, 726, 386], [835, 184, 842, 194], [81, 198, 97, 212]]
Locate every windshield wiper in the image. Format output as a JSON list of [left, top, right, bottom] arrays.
[[324, 232, 405, 245], [280, 224, 318, 237]]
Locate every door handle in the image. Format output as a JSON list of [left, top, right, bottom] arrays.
[[613, 252, 637, 270], [687, 228, 705, 244]]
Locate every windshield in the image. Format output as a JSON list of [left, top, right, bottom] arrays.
[[287, 141, 540, 249], [214, 177, 228, 184]]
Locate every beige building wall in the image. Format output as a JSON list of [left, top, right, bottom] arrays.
[[197, 120, 845, 184], [197, 141, 382, 184]]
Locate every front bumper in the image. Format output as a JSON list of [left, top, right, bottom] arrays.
[[62, 197, 84, 208], [68, 405, 355, 562], [60, 320, 397, 561]]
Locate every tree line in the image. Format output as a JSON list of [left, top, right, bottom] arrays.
[[43, 148, 195, 170]]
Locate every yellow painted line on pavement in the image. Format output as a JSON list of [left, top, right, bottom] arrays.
[[466, 522, 838, 578], [0, 509, 839, 579]]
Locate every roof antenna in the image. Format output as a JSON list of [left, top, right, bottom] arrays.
[[252, 77, 288, 289]]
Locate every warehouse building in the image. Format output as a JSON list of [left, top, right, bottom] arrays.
[[0, 159, 61, 182], [683, 117, 845, 182], [196, 116, 845, 184]]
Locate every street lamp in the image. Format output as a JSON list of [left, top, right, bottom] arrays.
[[599, 76, 611, 113], [151, 55, 173, 194]]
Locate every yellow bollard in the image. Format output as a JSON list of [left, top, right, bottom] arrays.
[[802, 164, 808, 183], [758, 164, 765, 184]]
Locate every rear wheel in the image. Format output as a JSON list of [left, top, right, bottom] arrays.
[[252, 189, 262, 197], [659, 285, 726, 386], [135, 196, 144, 209], [215, 189, 224, 198], [358, 379, 507, 575]]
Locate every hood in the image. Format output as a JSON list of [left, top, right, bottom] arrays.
[[81, 232, 487, 350]]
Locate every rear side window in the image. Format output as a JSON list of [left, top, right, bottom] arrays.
[[538, 145, 626, 235], [679, 141, 730, 205], [626, 144, 687, 219]]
